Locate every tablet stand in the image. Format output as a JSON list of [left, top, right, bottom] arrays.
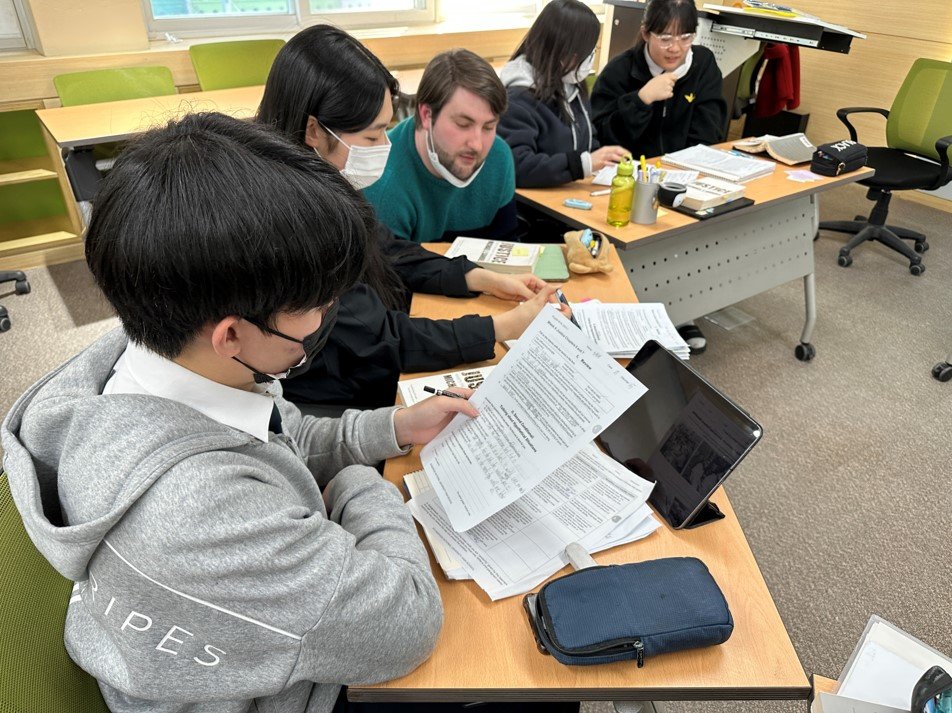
[[680, 499, 726, 529]]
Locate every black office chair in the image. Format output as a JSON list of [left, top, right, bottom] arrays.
[[0, 271, 30, 332], [819, 58, 952, 276]]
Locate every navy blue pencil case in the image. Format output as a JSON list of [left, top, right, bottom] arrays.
[[523, 557, 733, 667]]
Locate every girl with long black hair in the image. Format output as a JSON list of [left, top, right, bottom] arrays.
[[498, 0, 628, 188], [258, 25, 561, 408]]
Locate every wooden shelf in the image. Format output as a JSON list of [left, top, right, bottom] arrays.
[[0, 157, 57, 186], [0, 214, 82, 271]]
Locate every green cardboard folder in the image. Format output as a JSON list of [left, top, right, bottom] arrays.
[[533, 245, 570, 281]]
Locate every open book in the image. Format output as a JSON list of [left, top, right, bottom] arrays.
[[663, 144, 776, 182], [733, 133, 816, 165]]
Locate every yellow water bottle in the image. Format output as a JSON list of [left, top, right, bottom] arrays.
[[607, 156, 635, 227]]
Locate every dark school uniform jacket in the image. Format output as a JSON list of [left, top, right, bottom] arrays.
[[498, 56, 600, 188], [282, 221, 496, 408], [591, 44, 727, 157]]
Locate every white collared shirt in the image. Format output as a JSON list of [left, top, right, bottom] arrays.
[[103, 341, 278, 443]]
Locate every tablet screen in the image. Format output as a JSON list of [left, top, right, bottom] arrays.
[[597, 341, 762, 529]]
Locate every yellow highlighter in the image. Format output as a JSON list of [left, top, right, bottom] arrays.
[[639, 154, 648, 182]]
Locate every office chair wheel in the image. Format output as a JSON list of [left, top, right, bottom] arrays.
[[795, 342, 816, 362], [0, 310, 9, 333], [932, 362, 952, 382], [909, 262, 925, 276], [14, 279, 30, 295], [914, 241, 929, 253], [837, 254, 853, 268]]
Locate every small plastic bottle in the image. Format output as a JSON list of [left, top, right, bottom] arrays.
[[607, 156, 635, 227]]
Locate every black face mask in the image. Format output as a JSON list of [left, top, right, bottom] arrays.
[[233, 300, 340, 384]]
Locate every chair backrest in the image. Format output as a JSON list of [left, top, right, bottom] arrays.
[[0, 472, 110, 713], [886, 58, 952, 162], [188, 39, 285, 91], [53, 66, 177, 107]]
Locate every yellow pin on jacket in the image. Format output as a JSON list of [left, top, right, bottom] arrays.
[[685, 93, 696, 103]]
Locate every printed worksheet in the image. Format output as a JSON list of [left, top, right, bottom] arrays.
[[572, 302, 690, 359], [410, 446, 656, 598], [420, 308, 646, 531]]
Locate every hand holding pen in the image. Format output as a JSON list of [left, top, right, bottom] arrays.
[[423, 386, 469, 399], [556, 288, 581, 329]]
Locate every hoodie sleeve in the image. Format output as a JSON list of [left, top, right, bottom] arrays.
[[87, 455, 441, 701], [499, 95, 585, 188], [591, 53, 654, 152], [376, 221, 478, 297], [685, 53, 728, 147]]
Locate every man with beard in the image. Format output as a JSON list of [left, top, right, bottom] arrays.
[[363, 49, 518, 243]]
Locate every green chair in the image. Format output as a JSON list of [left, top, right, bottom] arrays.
[[0, 472, 110, 712], [188, 39, 285, 91], [819, 58, 952, 275], [53, 66, 176, 107], [53, 67, 177, 202]]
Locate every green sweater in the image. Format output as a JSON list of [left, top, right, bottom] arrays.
[[364, 118, 516, 243]]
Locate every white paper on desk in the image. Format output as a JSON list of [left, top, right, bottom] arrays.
[[572, 302, 689, 358], [406, 468, 660, 587], [818, 692, 906, 713], [837, 616, 952, 709], [420, 308, 646, 531], [487, 505, 660, 600], [410, 445, 655, 598]]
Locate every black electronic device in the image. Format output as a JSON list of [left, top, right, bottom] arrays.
[[598, 341, 762, 529]]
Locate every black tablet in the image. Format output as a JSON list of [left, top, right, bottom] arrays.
[[597, 341, 762, 529]]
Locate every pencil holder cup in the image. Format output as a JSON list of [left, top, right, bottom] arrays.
[[632, 181, 660, 225]]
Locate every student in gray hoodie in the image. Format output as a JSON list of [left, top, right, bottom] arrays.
[[497, 0, 628, 189], [0, 113, 481, 713]]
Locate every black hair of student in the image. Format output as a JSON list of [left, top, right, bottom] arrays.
[[511, 0, 601, 122], [256, 24, 407, 312], [635, 0, 699, 52], [85, 112, 374, 359], [257, 24, 399, 143]]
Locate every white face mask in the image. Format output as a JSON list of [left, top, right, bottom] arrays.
[[425, 128, 484, 189], [318, 124, 391, 190], [563, 52, 596, 85]]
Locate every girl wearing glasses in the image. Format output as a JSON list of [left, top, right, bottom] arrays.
[[590, 0, 727, 159], [498, 0, 628, 188], [591, 0, 727, 354]]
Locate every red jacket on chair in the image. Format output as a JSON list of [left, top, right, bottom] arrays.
[[754, 43, 801, 117]]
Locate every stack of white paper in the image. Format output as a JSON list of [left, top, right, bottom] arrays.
[[405, 445, 660, 600], [398, 366, 496, 406], [402, 309, 653, 599], [572, 301, 690, 359]]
